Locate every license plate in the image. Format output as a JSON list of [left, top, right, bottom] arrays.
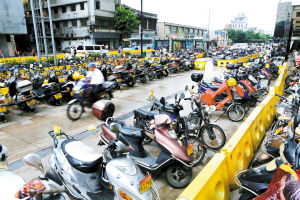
[[116, 78, 122, 83], [140, 174, 152, 194], [26, 99, 35, 106], [54, 93, 62, 99], [0, 106, 6, 113], [70, 91, 74, 96], [187, 142, 193, 155]]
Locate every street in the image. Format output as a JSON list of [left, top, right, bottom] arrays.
[[3, 58, 248, 199]]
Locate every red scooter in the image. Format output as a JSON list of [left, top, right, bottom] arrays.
[[93, 100, 194, 188]]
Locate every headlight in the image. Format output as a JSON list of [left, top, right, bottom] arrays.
[[117, 164, 137, 176], [168, 130, 177, 139], [204, 105, 216, 113]]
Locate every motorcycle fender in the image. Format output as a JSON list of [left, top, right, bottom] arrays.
[[68, 99, 78, 105]]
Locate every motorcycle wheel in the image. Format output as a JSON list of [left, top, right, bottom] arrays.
[[285, 75, 294, 86], [102, 92, 112, 100], [227, 104, 246, 122], [142, 136, 153, 145], [140, 76, 147, 84], [47, 96, 57, 106], [165, 164, 193, 188], [125, 77, 136, 87], [163, 70, 169, 77], [271, 73, 279, 80], [67, 101, 83, 121], [185, 136, 206, 166], [199, 124, 226, 150], [148, 73, 155, 81], [156, 72, 163, 79]]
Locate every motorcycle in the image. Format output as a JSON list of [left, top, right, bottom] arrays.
[[67, 78, 116, 121], [48, 71, 75, 101], [97, 101, 194, 188], [0, 91, 9, 122], [7, 76, 36, 112], [107, 65, 136, 88], [32, 74, 63, 106], [48, 122, 159, 200]]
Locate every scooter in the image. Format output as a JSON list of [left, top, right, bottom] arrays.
[[32, 73, 63, 106], [48, 123, 159, 200], [97, 102, 194, 188], [6, 76, 36, 112], [0, 91, 9, 122], [48, 71, 75, 101], [107, 65, 136, 88]]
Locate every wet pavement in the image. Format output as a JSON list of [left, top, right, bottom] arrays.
[[3, 58, 252, 200]]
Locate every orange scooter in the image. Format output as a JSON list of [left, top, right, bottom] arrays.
[[199, 76, 246, 122]]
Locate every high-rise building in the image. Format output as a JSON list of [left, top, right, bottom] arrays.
[[0, 0, 27, 57], [231, 13, 248, 31], [274, 1, 292, 37]]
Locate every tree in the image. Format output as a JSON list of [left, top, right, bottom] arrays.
[[227, 29, 272, 43], [114, 6, 140, 38]]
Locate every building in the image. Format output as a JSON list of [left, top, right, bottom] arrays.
[[122, 5, 158, 39], [274, 1, 292, 37], [24, 0, 122, 51], [156, 22, 207, 50], [0, 0, 27, 57], [286, 1, 300, 51], [231, 13, 248, 31]]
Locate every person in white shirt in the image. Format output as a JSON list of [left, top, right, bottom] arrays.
[[86, 63, 105, 100]]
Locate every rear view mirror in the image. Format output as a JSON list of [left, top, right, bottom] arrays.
[[23, 153, 44, 173], [185, 85, 189, 91], [180, 93, 185, 99], [175, 94, 178, 102], [160, 97, 166, 106]]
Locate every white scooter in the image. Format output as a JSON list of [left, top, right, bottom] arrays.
[[48, 124, 159, 200]]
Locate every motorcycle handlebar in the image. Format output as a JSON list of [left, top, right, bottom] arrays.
[[184, 98, 192, 100]]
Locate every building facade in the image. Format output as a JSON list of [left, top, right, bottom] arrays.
[[0, 0, 27, 57], [274, 1, 292, 38], [231, 13, 248, 31], [24, 0, 122, 51]]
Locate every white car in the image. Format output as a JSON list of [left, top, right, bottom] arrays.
[[76, 45, 109, 57]]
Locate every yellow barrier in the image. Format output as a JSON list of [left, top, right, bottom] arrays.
[[217, 60, 236, 67], [0, 87, 9, 95], [178, 152, 230, 200], [109, 49, 155, 55], [194, 61, 206, 70], [0, 54, 65, 63], [196, 53, 204, 58], [178, 62, 288, 199]]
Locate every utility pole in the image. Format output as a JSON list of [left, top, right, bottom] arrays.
[[140, 0, 143, 58], [207, 8, 210, 50], [47, 0, 57, 65], [30, 0, 41, 63], [38, 0, 48, 60]]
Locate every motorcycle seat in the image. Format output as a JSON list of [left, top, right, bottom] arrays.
[[32, 88, 45, 98], [133, 109, 157, 119], [213, 77, 224, 84], [117, 123, 143, 138], [61, 139, 103, 173], [202, 81, 221, 91]]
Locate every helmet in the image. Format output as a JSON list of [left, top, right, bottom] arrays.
[[87, 63, 97, 68], [227, 78, 237, 86], [0, 144, 8, 162]]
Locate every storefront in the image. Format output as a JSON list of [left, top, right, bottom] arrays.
[[155, 40, 170, 50], [195, 40, 205, 50], [172, 40, 186, 51], [186, 40, 194, 49]]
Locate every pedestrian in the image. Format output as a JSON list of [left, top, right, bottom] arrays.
[[118, 46, 121, 55], [15, 49, 20, 57], [74, 47, 77, 58], [70, 47, 75, 59], [31, 48, 36, 57], [0, 49, 4, 58]]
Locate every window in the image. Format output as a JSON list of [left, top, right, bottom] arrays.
[[190, 29, 194, 36], [63, 21, 68, 27], [6, 35, 11, 42], [80, 19, 87, 26], [55, 22, 60, 28], [54, 7, 58, 14], [165, 26, 170, 36], [71, 4, 76, 11], [195, 29, 199, 36], [77, 46, 83, 50], [297, 12, 300, 17], [85, 46, 94, 50], [80, 2, 84, 10], [62, 6, 66, 13], [96, 0, 100, 9], [72, 20, 77, 27], [94, 46, 101, 50], [185, 28, 189, 36], [172, 26, 177, 35]]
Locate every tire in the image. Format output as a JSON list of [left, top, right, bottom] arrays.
[[165, 164, 193, 188], [143, 136, 153, 145], [56, 99, 62, 106], [271, 73, 278, 80], [186, 136, 206, 166], [102, 54, 106, 58], [102, 92, 112, 100], [140, 76, 147, 84], [227, 104, 246, 122], [157, 72, 163, 79], [163, 70, 169, 77], [199, 124, 226, 150], [125, 77, 136, 87], [285, 75, 294, 86], [67, 101, 83, 121], [47, 96, 56, 106]]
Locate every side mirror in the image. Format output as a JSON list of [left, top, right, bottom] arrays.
[[192, 85, 194, 89], [180, 93, 185, 100], [160, 97, 166, 106], [185, 85, 189, 91], [175, 94, 178, 102], [23, 153, 44, 173]]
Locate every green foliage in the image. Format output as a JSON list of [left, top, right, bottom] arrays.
[[90, 53, 101, 58], [114, 6, 140, 37], [48, 56, 54, 64], [26, 58, 36, 64], [6, 60, 18, 66], [227, 29, 272, 43]]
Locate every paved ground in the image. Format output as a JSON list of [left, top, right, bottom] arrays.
[[3, 58, 254, 200]]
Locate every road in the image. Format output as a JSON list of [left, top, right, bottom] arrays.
[[3, 58, 250, 200]]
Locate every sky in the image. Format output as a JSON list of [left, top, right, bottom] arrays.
[[121, 0, 282, 33]]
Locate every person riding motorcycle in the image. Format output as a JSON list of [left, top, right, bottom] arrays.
[[86, 63, 105, 100]]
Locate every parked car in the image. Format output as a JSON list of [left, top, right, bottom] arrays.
[[76, 45, 109, 57]]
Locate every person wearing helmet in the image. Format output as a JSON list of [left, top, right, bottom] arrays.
[[86, 63, 105, 100]]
